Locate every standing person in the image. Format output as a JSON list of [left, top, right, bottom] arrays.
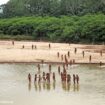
[[35, 45, 37, 49], [37, 64, 40, 74], [67, 51, 70, 58], [76, 74, 79, 84], [38, 75, 41, 83], [57, 52, 60, 58], [34, 74, 37, 83], [43, 72, 46, 81], [64, 55, 67, 62], [89, 55, 92, 63], [22, 45, 24, 49], [58, 66, 61, 74], [74, 48, 77, 54], [99, 61, 102, 67], [61, 55, 63, 61], [73, 74, 76, 84], [67, 74, 71, 83], [100, 50, 102, 57], [61, 72, 63, 82], [49, 64, 51, 73], [53, 72, 56, 82], [49, 43, 51, 49], [28, 73, 31, 83], [63, 71, 67, 82], [12, 41, 14, 45], [32, 44, 34, 49], [46, 73, 50, 83], [82, 51, 85, 58]]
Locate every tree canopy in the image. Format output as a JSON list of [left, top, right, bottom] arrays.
[[0, 0, 105, 17], [0, 0, 105, 43], [0, 14, 105, 43]]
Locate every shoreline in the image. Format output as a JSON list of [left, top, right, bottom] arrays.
[[0, 61, 105, 65], [0, 40, 105, 65]]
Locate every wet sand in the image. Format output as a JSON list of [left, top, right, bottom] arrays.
[[0, 40, 105, 64]]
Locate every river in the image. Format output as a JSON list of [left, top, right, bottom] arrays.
[[0, 64, 105, 105]]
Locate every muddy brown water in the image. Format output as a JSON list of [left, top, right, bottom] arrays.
[[0, 64, 105, 105]]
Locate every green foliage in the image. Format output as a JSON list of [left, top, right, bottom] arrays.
[[0, 35, 34, 40], [1, 0, 105, 17], [0, 14, 105, 43]]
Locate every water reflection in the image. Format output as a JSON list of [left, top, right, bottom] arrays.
[[38, 82, 41, 91], [34, 82, 56, 91], [28, 82, 31, 91], [46, 82, 51, 91], [73, 84, 80, 92], [1, 64, 105, 105], [28, 81, 79, 92], [52, 82, 56, 90], [43, 81, 46, 90], [67, 83, 71, 91], [34, 82, 38, 91]]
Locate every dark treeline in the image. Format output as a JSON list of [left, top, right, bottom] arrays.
[[0, 0, 105, 18], [0, 14, 105, 43]]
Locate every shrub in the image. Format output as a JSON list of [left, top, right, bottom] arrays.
[[0, 14, 105, 43]]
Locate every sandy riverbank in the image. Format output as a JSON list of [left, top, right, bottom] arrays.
[[0, 40, 105, 64]]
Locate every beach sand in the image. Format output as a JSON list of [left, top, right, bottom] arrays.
[[0, 40, 105, 64]]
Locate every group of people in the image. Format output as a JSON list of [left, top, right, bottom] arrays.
[[28, 64, 80, 92], [12, 41, 103, 65], [57, 47, 103, 65]]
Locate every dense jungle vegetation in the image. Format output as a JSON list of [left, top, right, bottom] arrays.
[[0, 0, 105, 43]]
